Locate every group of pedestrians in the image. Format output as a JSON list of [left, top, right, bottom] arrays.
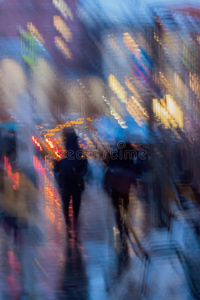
[[53, 128, 145, 277], [54, 128, 138, 231], [0, 124, 144, 297]]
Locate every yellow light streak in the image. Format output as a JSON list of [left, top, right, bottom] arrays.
[[54, 16, 72, 42], [108, 74, 127, 103], [27, 22, 45, 44], [54, 36, 72, 59], [123, 32, 140, 56], [153, 96, 183, 128], [52, 0, 73, 20]]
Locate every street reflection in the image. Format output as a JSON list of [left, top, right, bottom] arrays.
[[59, 218, 89, 300]]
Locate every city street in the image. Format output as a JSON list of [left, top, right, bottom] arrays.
[[0, 160, 197, 300], [1, 0, 200, 299]]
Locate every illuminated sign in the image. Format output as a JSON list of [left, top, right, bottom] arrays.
[[52, 0, 73, 20]]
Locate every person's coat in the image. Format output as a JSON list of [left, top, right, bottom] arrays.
[[0, 171, 39, 227]]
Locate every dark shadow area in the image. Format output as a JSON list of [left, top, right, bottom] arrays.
[[58, 231, 89, 300]]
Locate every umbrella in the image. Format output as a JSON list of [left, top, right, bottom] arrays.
[[0, 120, 17, 132]]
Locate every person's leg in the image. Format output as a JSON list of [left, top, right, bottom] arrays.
[[72, 192, 82, 221], [112, 190, 123, 237], [112, 191, 130, 276], [118, 192, 130, 240], [121, 192, 129, 213], [118, 193, 131, 275], [61, 191, 71, 226]]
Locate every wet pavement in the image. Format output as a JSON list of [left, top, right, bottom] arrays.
[[0, 158, 198, 299]]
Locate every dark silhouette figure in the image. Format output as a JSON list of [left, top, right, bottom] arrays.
[[54, 128, 88, 229], [104, 143, 136, 230], [104, 143, 137, 275]]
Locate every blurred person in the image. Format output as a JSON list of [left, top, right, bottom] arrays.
[[0, 163, 43, 299], [0, 128, 16, 164], [103, 142, 137, 275], [0, 124, 42, 298], [134, 144, 149, 203], [0, 128, 17, 203], [54, 127, 88, 232], [0, 127, 18, 199], [104, 142, 137, 218]]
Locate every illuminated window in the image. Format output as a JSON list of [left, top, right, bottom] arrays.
[[27, 22, 45, 44], [123, 32, 140, 56], [154, 96, 183, 128], [54, 36, 72, 59], [189, 72, 199, 99], [108, 74, 127, 103], [108, 34, 124, 57], [52, 0, 73, 20], [54, 16, 72, 42], [125, 77, 141, 100]]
